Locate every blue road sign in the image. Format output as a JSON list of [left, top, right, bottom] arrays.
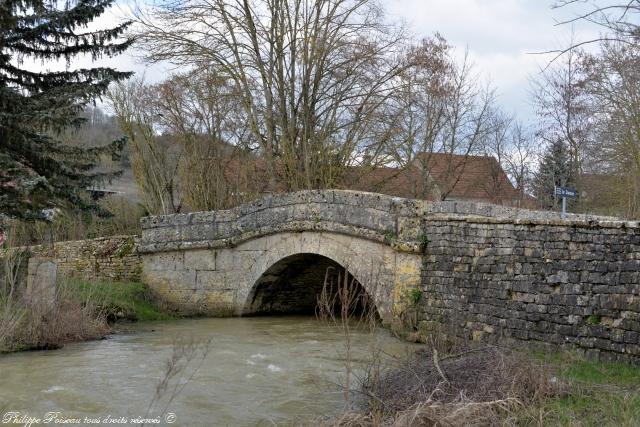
[[555, 186, 578, 199]]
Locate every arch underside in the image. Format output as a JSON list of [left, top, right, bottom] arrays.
[[243, 253, 373, 317]]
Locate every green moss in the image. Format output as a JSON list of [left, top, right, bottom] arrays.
[[586, 314, 601, 326], [418, 233, 430, 253], [384, 231, 398, 245], [407, 288, 422, 305], [113, 237, 135, 258], [64, 280, 173, 322]]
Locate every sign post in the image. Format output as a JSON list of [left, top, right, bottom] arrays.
[[554, 186, 578, 219]]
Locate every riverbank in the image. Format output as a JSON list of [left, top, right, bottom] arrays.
[[323, 343, 640, 426], [0, 280, 172, 353]]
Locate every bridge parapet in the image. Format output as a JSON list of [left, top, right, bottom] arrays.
[[139, 190, 431, 254], [139, 190, 624, 255]]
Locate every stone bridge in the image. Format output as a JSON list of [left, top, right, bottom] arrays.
[[138, 191, 431, 321], [138, 190, 640, 363]]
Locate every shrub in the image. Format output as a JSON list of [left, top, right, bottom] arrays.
[[0, 281, 109, 352], [64, 280, 173, 322]]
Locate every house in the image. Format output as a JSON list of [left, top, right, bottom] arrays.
[[92, 150, 525, 209], [86, 168, 140, 202], [346, 153, 523, 206]]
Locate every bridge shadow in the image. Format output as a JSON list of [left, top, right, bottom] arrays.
[[243, 253, 378, 319]]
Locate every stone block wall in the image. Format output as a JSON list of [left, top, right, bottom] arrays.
[[140, 231, 410, 320], [1, 236, 142, 294], [420, 216, 640, 363], [30, 235, 142, 283]]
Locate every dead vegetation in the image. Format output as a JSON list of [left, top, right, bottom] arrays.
[[1, 230, 108, 352], [364, 346, 556, 414], [310, 264, 561, 426], [142, 336, 212, 426], [0, 281, 110, 352], [311, 344, 562, 427], [316, 266, 380, 407]]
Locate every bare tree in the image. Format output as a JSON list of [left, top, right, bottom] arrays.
[[380, 36, 452, 161], [482, 116, 539, 207], [108, 78, 182, 215], [480, 110, 514, 204], [134, 0, 408, 192], [580, 41, 640, 217], [503, 123, 539, 207], [382, 45, 498, 201], [0, 228, 27, 311], [153, 70, 259, 211], [546, 2, 640, 218], [553, 1, 639, 51], [531, 46, 591, 184]]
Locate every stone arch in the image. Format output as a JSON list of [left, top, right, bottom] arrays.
[[243, 253, 376, 317], [235, 232, 395, 321]]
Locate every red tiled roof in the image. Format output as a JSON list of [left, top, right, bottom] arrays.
[[342, 166, 427, 199], [417, 152, 520, 202], [222, 152, 520, 205], [345, 153, 520, 203]]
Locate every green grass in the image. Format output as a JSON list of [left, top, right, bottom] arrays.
[[529, 388, 640, 427], [407, 288, 422, 305], [512, 351, 640, 426], [562, 359, 640, 386], [64, 280, 173, 322]]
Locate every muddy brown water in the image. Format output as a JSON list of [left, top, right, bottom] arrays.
[[0, 317, 410, 426]]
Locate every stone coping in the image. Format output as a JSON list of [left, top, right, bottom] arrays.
[[137, 191, 636, 255], [140, 190, 622, 230], [428, 215, 640, 229], [3, 235, 140, 255]]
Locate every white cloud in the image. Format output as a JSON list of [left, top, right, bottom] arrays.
[[20, 3, 167, 82], [384, 0, 603, 121], [21, 0, 606, 120]]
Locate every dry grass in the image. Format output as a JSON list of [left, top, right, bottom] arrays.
[[326, 398, 520, 427], [0, 281, 110, 352], [7, 195, 144, 245], [309, 265, 561, 427], [309, 344, 563, 427], [365, 346, 557, 415], [316, 265, 381, 407]]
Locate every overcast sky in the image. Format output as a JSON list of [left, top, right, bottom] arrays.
[[384, 0, 603, 122], [36, 0, 606, 122]]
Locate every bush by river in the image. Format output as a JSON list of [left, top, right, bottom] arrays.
[[0, 280, 171, 353]]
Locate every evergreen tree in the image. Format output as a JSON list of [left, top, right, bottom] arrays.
[[0, 1, 132, 220], [533, 139, 576, 210]]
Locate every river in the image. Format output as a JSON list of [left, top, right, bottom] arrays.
[[0, 317, 410, 426]]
